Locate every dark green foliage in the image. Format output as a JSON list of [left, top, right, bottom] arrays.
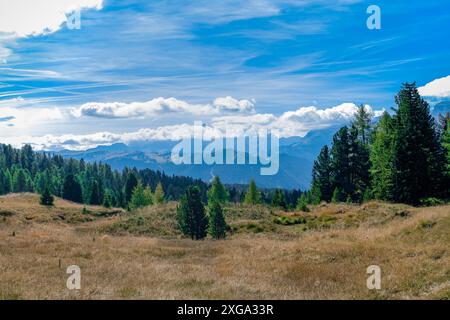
[[62, 174, 83, 203], [296, 193, 310, 212], [391, 83, 447, 204], [331, 126, 352, 199], [124, 172, 138, 204], [271, 189, 287, 210], [129, 182, 153, 210], [89, 180, 101, 205], [103, 192, 112, 208], [0, 143, 211, 208], [370, 112, 395, 200], [331, 187, 344, 203], [39, 185, 54, 206], [312, 83, 448, 205], [311, 145, 332, 202], [177, 186, 208, 240], [208, 201, 227, 239]]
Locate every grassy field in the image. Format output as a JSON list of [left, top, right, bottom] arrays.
[[0, 193, 449, 300]]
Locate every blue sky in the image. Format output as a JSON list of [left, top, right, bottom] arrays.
[[0, 0, 449, 149]]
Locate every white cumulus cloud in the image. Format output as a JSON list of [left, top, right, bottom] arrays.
[[418, 75, 450, 98], [70, 97, 255, 119]]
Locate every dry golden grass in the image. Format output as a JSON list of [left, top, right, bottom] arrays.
[[0, 193, 449, 300]]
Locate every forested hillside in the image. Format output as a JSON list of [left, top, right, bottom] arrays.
[[0, 145, 209, 208]]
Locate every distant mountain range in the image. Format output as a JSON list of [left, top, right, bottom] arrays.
[[55, 101, 450, 190], [57, 126, 341, 190]]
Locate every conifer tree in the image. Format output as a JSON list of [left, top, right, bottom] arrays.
[[177, 186, 208, 240], [353, 104, 373, 145], [271, 189, 287, 210], [40, 185, 54, 206], [207, 176, 229, 205], [124, 172, 138, 204], [89, 180, 101, 205], [331, 127, 351, 200], [296, 193, 310, 212], [62, 174, 83, 203], [391, 83, 446, 204], [208, 200, 227, 239], [103, 192, 112, 208], [332, 187, 344, 203], [130, 182, 152, 210], [154, 182, 165, 204], [311, 145, 333, 202], [370, 112, 394, 200], [244, 179, 261, 205]]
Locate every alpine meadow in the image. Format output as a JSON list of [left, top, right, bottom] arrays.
[[1, 0, 450, 304]]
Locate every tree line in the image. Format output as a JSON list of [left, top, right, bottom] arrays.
[[0, 142, 303, 209], [0, 145, 208, 208], [310, 83, 450, 205]]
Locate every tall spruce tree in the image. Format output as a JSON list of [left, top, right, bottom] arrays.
[[124, 172, 138, 204], [311, 145, 333, 202], [89, 180, 101, 205], [62, 174, 83, 203], [391, 83, 446, 204], [177, 186, 208, 240], [208, 200, 227, 239], [353, 104, 373, 146], [370, 112, 395, 200], [331, 126, 351, 201], [348, 125, 371, 202]]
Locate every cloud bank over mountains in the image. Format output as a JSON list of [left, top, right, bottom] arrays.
[[1, 98, 382, 151]]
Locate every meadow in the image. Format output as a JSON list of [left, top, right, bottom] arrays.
[[0, 193, 449, 300]]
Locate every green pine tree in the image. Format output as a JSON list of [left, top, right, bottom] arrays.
[[103, 192, 112, 208], [271, 189, 287, 210], [296, 193, 310, 212], [208, 201, 227, 239], [124, 172, 138, 204], [40, 185, 54, 206], [244, 179, 261, 205], [62, 174, 83, 203], [311, 145, 333, 202], [207, 176, 228, 205], [154, 182, 165, 204], [177, 186, 208, 240], [370, 112, 395, 200], [391, 83, 446, 204], [130, 182, 152, 210]]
